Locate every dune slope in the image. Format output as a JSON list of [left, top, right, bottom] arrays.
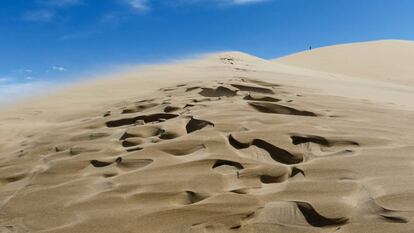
[[276, 40, 414, 86], [1, 43, 414, 233]]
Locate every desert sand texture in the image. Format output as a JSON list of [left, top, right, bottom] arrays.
[[0, 41, 414, 233]]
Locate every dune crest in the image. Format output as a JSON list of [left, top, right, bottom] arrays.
[[276, 40, 414, 86]]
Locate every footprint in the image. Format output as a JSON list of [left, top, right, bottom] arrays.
[[260, 175, 285, 184], [184, 104, 195, 108], [103, 111, 111, 117], [295, 201, 348, 227], [126, 147, 143, 152], [159, 131, 179, 140], [121, 103, 158, 114], [121, 126, 163, 139], [220, 57, 235, 65], [1, 173, 27, 183], [231, 84, 274, 94], [192, 98, 211, 103], [164, 106, 181, 113], [249, 102, 317, 117], [186, 191, 208, 204], [380, 214, 408, 224], [122, 138, 143, 147], [242, 79, 281, 87], [186, 87, 200, 92], [186, 117, 214, 134], [198, 86, 237, 97], [291, 135, 359, 147], [118, 158, 153, 170], [69, 146, 101, 156], [243, 94, 280, 102], [90, 160, 113, 168], [106, 113, 179, 127], [212, 160, 244, 170], [90, 157, 151, 170], [229, 135, 302, 165], [291, 167, 305, 177], [291, 135, 330, 146], [70, 132, 110, 141]]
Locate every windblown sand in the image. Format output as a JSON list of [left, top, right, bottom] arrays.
[[1, 41, 414, 233]]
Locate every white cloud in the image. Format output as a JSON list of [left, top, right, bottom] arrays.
[[228, 0, 269, 5], [52, 66, 66, 71], [22, 0, 82, 23], [18, 69, 33, 73], [22, 10, 55, 22], [122, 0, 270, 10], [124, 0, 149, 11], [101, 12, 128, 24]]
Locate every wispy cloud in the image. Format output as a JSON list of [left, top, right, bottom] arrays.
[[18, 69, 33, 73], [0, 77, 11, 83], [168, 0, 271, 6], [52, 66, 66, 71], [122, 0, 268, 11], [22, 10, 55, 22], [101, 11, 128, 24], [22, 0, 82, 23], [227, 0, 270, 5], [38, 0, 83, 7], [60, 30, 99, 41], [124, 0, 150, 11]]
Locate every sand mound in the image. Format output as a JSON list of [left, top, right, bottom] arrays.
[[1, 42, 414, 232]]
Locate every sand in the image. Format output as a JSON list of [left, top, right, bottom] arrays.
[[0, 41, 414, 233], [276, 40, 414, 87]]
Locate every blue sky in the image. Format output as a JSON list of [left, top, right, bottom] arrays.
[[1, 0, 414, 102]]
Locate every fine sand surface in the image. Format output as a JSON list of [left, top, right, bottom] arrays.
[[276, 40, 414, 87], [0, 41, 414, 233]]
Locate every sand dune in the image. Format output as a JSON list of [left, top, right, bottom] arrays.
[[1, 42, 414, 232], [276, 40, 414, 86]]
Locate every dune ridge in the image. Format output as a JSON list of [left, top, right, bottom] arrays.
[[276, 40, 414, 86]]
